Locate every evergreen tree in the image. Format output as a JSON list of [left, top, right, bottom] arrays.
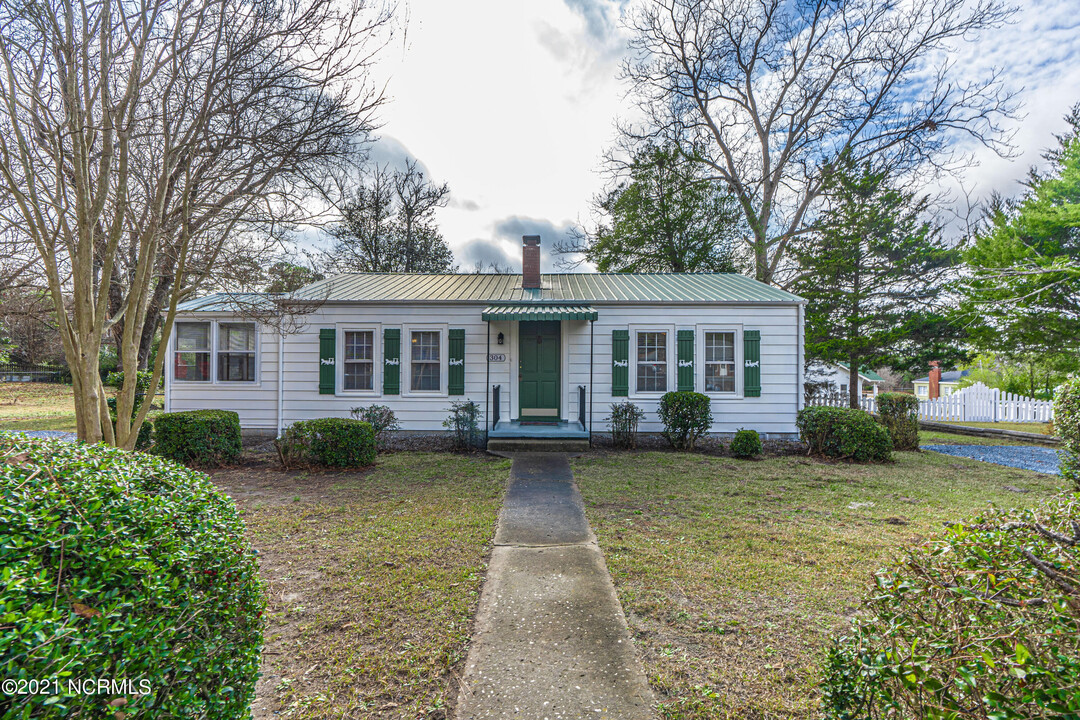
[[559, 145, 743, 273], [793, 160, 955, 408], [961, 104, 1080, 358]]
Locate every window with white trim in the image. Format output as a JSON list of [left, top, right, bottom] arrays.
[[636, 330, 668, 393], [411, 330, 441, 392], [343, 330, 375, 391], [217, 323, 257, 382], [175, 322, 211, 382], [703, 331, 736, 393]]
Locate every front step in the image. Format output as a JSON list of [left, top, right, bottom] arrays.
[[487, 437, 591, 453]]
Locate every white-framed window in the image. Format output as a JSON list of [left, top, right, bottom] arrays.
[[840, 383, 848, 395], [217, 323, 257, 382], [172, 319, 259, 384], [629, 324, 674, 396], [338, 325, 380, 394], [942, 385, 953, 396], [403, 324, 447, 396], [915, 384, 928, 397], [696, 324, 742, 397], [703, 330, 736, 393], [175, 322, 212, 382]]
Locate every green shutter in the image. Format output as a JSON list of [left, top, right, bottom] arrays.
[[319, 328, 335, 395], [383, 328, 400, 395], [744, 330, 761, 397], [677, 330, 694, 392], [612, 329, 629, 397], [448, 328, 465, 395]]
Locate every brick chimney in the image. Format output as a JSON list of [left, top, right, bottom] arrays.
[[928, 361, 941, 399], [522, 235, 541, 289]]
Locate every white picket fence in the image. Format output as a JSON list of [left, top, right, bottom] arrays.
[[807, 382, 1054, 423]]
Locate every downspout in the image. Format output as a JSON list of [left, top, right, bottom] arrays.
[[589, 318, 594, 446], [276, 331, 284, 437], [486, 322, 491, 431]]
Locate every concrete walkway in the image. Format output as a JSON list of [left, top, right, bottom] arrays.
[[457, 453, 655, 720]]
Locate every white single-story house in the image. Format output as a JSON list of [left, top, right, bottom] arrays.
[[809, 362, 884, 398], [165, 237, 807, 447], [912, 369, 969, 399]]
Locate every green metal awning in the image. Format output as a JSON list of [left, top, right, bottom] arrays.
[[482, 304, 598, 322]]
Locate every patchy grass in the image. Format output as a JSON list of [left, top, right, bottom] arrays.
[[0, 382, 76, 431], [573, 450, 1063, 720], [936, 420, 1052, 434], [212, 452, 510, 720]]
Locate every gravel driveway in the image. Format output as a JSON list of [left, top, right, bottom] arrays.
[[0, 430, 77, 442], [923, 444, 1061, 475]]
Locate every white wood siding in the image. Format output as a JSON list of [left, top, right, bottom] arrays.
[[166, 302, 802, 437]]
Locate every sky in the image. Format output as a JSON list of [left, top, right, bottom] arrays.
[[355, 0, 1080, 273]]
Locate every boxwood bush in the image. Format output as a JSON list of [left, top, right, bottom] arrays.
[[0, 436, 263, 718], [821, 493, 1080, 719], [729, 428, 763, 459], [154, 409, 241, 466], [1055, 377, 1080, 489], [658, 391, 713, 450], [796, 405, 892, 462], [876, 392, 920, 450], [275, 417, 376, 468]]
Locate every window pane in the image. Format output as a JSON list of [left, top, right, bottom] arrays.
[[345, 331, 373, 361], [637, 332, 666, 362], [175, 351, 210, 381], [705, 364, 735, 392], [637, 363, 666, 392], [412, 362, 439, 391], [176, 322, 210, 351], [344, 361, 373, 390], [411, 331, 439, 362], [219, 323, 255, 351], [705, 332, 734, 362], [218, 352, 256, 382]]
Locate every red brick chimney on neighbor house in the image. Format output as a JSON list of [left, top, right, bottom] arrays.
[[928, 361, 942, 399], [522, 235, 541, 289]]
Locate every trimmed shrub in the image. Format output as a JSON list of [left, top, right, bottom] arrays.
[[350, 404, 400, 449], [154, 409, 242, 466], [658, 391, 713, 450], [796, 406, 892, 462], [443, 400, 483, 449], [0, 436, 263, 718], [821, 493, 1080, 719], [275, 418, 376, 468], [876, 391, 920, 451], [1055, 377, 1080, 489], [729, 428, 763, 459], [607, 401, 645, 449]]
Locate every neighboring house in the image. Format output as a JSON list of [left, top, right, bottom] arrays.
[[810, 362, 884, 398], [165, 236, 807, 443], [912, 369, 970, 399]]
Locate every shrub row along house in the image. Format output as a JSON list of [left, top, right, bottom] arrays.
[[165, 236, 806, 447]]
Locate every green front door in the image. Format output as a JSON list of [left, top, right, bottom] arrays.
[[519, 321, 560, 419]]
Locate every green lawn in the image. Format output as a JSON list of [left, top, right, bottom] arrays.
[[573, 450, 1064, 720], [936, 420, 1052, 435], [211, 452, 510, 720], [0, 382, 76, 431]]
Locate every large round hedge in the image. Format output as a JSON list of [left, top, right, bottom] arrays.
[[0, 436, 263, 718], [1055, 377, 1080, 489], [821, 493, 1080, 719], [796, 405, 892, 462]]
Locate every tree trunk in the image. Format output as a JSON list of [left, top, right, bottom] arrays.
[[848, 359, 860, 409]]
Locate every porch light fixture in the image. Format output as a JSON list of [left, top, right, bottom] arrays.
[[497, 332, 504, 345]]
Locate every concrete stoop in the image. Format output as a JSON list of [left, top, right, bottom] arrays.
[[486, 437, 591, 453]]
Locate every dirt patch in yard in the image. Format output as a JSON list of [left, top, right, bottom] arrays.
[[210, 452, 510, 720]]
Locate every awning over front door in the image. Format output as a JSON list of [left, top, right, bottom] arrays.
[[481, 303, 597, 322]]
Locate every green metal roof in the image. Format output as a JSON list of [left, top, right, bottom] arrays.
[[482, 304, 598, 322], [837, 362, 885, 383], [176, 293, 277, 312], [289, 272, 803, 304]]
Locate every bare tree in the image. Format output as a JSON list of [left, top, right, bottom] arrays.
[[0, 0, 393, 446], [325, 159, 455, 273], [621, 0, 1019, 285]]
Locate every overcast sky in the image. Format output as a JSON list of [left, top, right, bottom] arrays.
[[360, 0, 1080, 272]]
